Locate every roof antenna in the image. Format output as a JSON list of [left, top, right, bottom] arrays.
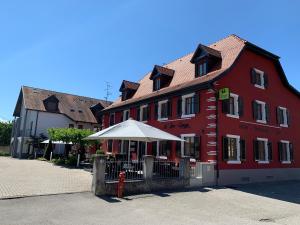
[[104, 81, 112, 103]]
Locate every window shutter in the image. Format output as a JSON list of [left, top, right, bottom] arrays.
[[194, 93, 200, 114], [147, 106, 151, 121], [167, 99, 172, 117], [251, 68, 257, 84], [120, 111, 124, 122], [252, 101, 258, 120], [253, 140, 259, 161], [177, 97, 182, 118], [176, 141, 181, 157], [240, 139, 246, 161], [278, 142, 283, 161], [287, 109, 291, 126], [152, 141, 157, 157], [263, 73, 268, 88], [222, 136, 229, 161], [154, 102, 158, 119], [265, 104, 270, 123], [136, 107, 140, 121], [222, 99, 230, 114], [238, 96, 244, 117], [290, 143, 294, 161], [276, 107, 281, 125], [268, 142, 272, 161], [194, 136, 201, 160]]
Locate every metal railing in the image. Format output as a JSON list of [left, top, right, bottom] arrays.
[[105, 160, 144, 181], [152, 160, 180, 179], [190, 162, 202, 178]]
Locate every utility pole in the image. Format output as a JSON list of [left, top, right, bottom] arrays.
[[104, 82, 112, 104]]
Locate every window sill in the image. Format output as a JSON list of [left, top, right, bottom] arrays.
[[227, 160, 241, 164], [226, 114, 240, 119], [254, 84, 265, 90], [280, 124, 288, 128], [181, 114, 195, 119], [158, 118, 168, 122], [257, 161, 269, 164], [256, 119, 267, 124], [281, 161, 292, 164]]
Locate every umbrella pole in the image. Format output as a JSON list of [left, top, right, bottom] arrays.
[[128, 140, 131, 164], [145, 142, 148, 155]]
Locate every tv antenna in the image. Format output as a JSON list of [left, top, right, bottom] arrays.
[[104, 81, 112, 103]]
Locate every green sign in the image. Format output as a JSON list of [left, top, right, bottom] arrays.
[[219, 88, 230, 100]]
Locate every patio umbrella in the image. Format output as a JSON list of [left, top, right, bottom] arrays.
[[41, 140, 73, 144], [84, 118, 183, 161]]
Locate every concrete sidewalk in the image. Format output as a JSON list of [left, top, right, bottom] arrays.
[[0, 157, 92, 199]]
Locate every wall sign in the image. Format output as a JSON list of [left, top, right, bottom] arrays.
[[218, 88, 230, 100]]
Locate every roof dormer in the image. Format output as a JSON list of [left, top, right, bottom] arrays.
[[150, 65, 175, 91], [119, 80, 140, 101], [43, 95, 59, 112], [190, 44, 222, 77]]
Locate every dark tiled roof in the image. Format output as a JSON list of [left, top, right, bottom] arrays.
[[150, 65, 175, 80], [14, 86, 112, 123], [119, 80, 140, 91]]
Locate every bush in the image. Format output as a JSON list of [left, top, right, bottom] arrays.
[[96, 149, 105, 155], [65, 155, 77, 167], [51, 158, 65, 165], [37, 157, 47, 161], [0, 151, 10, 157]]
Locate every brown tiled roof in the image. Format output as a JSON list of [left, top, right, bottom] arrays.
[[150, 65, 175, 80], [16, 86, 112, 123], [105, 34, 247, 110], [120, 80, 140, 91]]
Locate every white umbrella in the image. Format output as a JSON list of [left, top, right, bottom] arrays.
[[84, 118, 183, 162], [41, 140, 73, 144]]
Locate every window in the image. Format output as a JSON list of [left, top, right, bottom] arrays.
[[139, 105, 149, 122], [181, 134, 200, 159], [182, 93, 195, 117], [123, 110, 130, 121], [254, 138, 271, 163], [223, 93, 242, 118], [46, 101, 58, 112], [277, 107, 289, 127], [279, 141, 293, 164], [109, 113, 115, 126], [154, 78, 161, 91], [222, 135, 245, 163], [153, 141, 172, 158], [93, 126, 99, 132], [69, 124, 74, 128], [196, 62, 207, 77], [251, 68, 268, 89], [253, 100, 268, 123], [78, 125, 83, 129], [107, 140, 113, 153], [158, 100, 169, 121]]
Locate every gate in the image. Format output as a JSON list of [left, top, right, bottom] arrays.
[[190, 162, 216, 187]]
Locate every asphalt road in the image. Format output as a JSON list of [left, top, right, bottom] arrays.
[[1, 181, 300, 225]]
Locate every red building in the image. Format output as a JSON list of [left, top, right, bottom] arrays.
[[101, 34, 300, 185]]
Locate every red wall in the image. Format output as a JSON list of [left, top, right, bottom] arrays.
[[217, 49, 300, 170], [102, 48, 300, 170]]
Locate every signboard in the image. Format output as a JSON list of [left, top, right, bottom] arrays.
[[218, 88, 230, 100]]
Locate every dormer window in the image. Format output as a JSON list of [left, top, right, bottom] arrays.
[[150, 65, 175, 91], [43, 95, 59, 113], [119, 80, 140, 101], [191, 44, 222, 78]]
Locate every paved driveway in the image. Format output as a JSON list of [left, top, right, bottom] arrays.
[[0, 157, 92, 199]]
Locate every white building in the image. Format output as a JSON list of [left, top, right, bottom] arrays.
[[11, 86, 111, 158]]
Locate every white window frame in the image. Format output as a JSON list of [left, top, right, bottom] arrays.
[[155, 141, 168, 159], [256, 137, 269, 164], [226, 134, 241, 164], [140, 104, 148, 122], [280, 140, 291, 164], [180, 134, 196, 159], [254, 68, 265, 89], [226, 93, 239, 119], [123, 109, 130, 121], [158, 100, 168, 121], [255, 100, 267, 124], [278, 106, 288, 127], [181, 93, 195, 118]]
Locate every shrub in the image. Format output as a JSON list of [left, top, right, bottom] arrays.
[[65, 155, 77, 167], [51, 158, 65, 165], [0, 151, 10, 157], [37, 157, 47, 161], [96, 149, 105, 155]]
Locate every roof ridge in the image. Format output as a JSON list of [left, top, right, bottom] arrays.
[[208, 34, 247, 47]]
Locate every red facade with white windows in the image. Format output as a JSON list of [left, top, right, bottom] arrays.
[[101, 35, 300, 184]]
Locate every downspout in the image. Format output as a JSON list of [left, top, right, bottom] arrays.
[[34, 111, 39, 137], [9, 117, 16, 157], [19, 109, 28, 159], [211, 83, 220, 186]]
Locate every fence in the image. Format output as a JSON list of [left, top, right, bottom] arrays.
[[105, 160, 144, 181], [153, 160, 180, 179]]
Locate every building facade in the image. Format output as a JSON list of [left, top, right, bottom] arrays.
[[101, 35, 300, 185], [11, 86, 111, 158]]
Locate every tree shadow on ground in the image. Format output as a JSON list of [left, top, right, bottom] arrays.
[[225, 180, 300, 205]]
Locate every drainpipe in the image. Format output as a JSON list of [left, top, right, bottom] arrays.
[[33, 111, 39, 155], [19, 109, 28, 159], [211, 83, 220, 186], [9, 117, 16, 157]]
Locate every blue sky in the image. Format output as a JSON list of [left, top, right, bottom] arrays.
[[0, 0, 299, 120]]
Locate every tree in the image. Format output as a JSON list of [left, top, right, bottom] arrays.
[[47, 128, 94, 159], [0, 121, 13, 146]]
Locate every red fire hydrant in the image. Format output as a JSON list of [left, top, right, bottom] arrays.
[[117, 171, 125, 198]]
